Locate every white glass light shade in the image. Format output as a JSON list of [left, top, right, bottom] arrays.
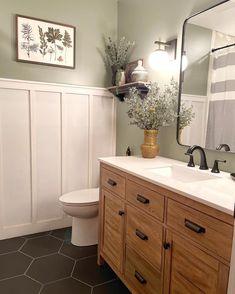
[[149, 49, 169, 70], [182, 53, 188, 71]]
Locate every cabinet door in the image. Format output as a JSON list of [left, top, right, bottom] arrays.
[[101, 189, 125, 272], [164, 231, 229, 294]]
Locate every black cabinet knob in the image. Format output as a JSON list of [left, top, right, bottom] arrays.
[[163, 242, 171, 250], [118, 210, 125, 216]]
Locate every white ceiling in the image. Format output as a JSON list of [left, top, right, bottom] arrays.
[[189, 1, 235, 36]]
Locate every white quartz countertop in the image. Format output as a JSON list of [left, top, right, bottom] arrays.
[[99, 156, 235, 216]]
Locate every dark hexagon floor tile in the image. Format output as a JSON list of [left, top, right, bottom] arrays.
[[51, 227, 71, 241], [0, 237, 25, 254], [27, 253, 74, 284], [60, 241, 97, 260], [93, 279, 131, 294], [21, 236, 62, 258], [41, 278, 91, 294], [72, 256, 116, 286], [23, 231, 51, 239], [0, 252, 32, 280], [0, 275, 41, 294]]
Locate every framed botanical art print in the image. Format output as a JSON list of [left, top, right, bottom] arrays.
[[16, 15, 76, 68]]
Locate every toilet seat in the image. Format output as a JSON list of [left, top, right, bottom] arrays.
[[59, 188, 99, 207]]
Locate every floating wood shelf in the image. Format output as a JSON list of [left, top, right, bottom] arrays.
[[107, 82, 149, 102]]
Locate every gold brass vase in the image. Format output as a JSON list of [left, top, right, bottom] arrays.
[[140, 130, 159, 158]]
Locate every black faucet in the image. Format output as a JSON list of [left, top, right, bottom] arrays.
[[185, 145, 209, 170], [216, 144, 230, 152]]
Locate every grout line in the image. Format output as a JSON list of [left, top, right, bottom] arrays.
[[24, 273, 42, 286], [22, 232, 52, 240], [0, 250, 18, 256], [72, 276, 94, 288], [18, 238, 28, 251], [0, 274, 23, 282], [24, 258, 35, 274], [70, 260, 77, 277], [92, 278, 117, 288], [33, 252, 59, 260], [18, 250, 34, 260], [76, 254, 97, 262], [49, 234, 67, 242], [59, 251, 76, 261], [38, 284, 43, 294], [43, 276, 70, 286], [58, 240, 65, 252]]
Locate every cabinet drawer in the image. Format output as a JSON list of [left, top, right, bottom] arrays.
[[126, 205, 163, 270], [126, 180, 164, 221], [101, 168, 125, 198], [125, 246, 161, 294], [167, 199, 233, 261]]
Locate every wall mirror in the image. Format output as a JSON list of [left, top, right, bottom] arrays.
[[178, 0, 235, 153]]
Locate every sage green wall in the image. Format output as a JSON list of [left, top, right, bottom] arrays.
[[183, 24, 212, 96], [117, 0, 235, 173], [0, 0, 117, 87]]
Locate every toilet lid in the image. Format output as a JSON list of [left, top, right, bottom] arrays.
[[60, 188, 99, 206]]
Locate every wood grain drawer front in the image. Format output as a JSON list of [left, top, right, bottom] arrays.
[[101, 168, 125, 198], [102, 189, 124, 271], [167, 199, 233, 261], [126, 205, 163, 270], [125, 246, 161, 294], [126, 180, 164, 221]]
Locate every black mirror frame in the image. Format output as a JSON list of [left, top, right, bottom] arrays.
[[176, 0, 230, 148]]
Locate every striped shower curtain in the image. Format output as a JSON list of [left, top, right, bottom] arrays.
[[205, 31, 235, 151]]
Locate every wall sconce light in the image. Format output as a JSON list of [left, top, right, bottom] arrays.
[[149, 39, 177, 70], [182, 51, 188, 71]]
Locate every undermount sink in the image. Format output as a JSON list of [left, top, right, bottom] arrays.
[[148, 164, 220, 183]]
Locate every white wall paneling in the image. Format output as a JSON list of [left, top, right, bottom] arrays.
[[0, 79, 115, 239], [181, 94, 208, 147]]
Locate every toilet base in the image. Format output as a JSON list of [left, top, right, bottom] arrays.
[[71, 216, 98, 246]]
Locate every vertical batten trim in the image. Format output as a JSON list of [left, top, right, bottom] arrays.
[[59, 92, 65, 218], [29, 90, 37, 224], [88, 94, 94, 188], [61, 92, 66, 195], [112, 96, 117, 156], [0, 96, 4, 231], [60, 92, 63, 196]]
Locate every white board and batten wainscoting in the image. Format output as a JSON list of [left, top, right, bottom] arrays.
[[181, 94, 208, 147], [0, 79, 116, 240]]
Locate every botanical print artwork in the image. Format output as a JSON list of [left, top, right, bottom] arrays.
[[16, 15, 75, 68]]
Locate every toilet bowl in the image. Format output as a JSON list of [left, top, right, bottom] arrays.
[[59, 188, 99, 246]]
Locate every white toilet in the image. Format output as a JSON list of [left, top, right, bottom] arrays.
[[59, 188, 99, 246]]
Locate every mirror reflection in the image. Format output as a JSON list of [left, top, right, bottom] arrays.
[[179, 0, 235, 152]]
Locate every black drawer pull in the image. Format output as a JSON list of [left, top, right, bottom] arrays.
[[137, 194, 150, 204], [185, 219, 206, 234], [136, 229, 148, 241], [134, 270, 147, 284], [107, 179, 117, 187], [118, 210, 125, 216]]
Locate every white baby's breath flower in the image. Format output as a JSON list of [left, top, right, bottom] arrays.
[[125, 79, 195, 130]]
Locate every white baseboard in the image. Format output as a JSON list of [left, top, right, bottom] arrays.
[[0, 217, 72, 240]]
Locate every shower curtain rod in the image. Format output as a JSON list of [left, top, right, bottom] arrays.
[[212, 42, 235, 53]]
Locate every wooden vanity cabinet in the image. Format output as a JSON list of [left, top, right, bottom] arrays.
[[98, 163, 233, 294]]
